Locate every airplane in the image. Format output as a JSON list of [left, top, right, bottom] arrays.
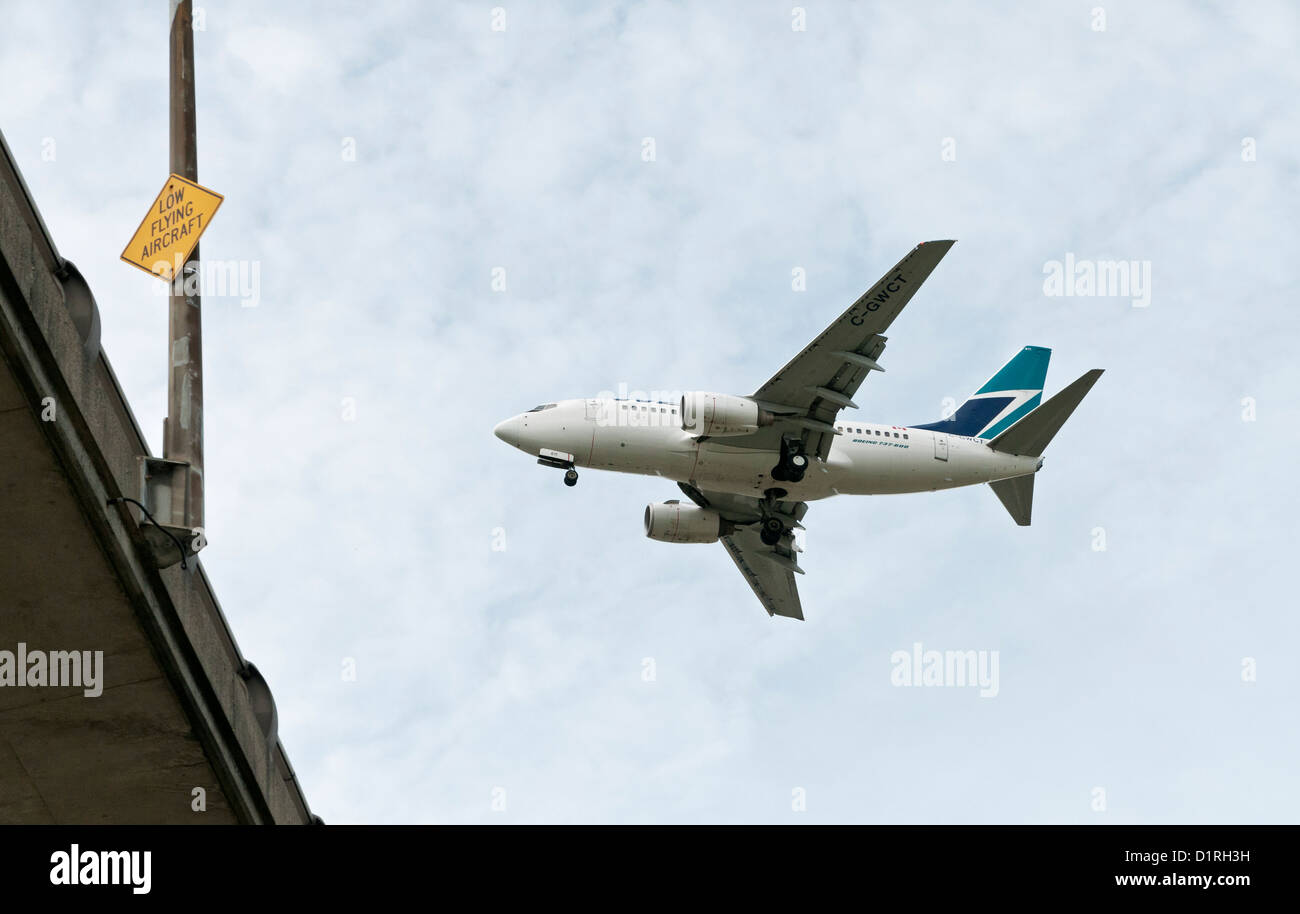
[[493, 240, 1103, 620]]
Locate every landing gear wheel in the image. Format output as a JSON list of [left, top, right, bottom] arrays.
[[772, 438, 809, 483], [563, 469, 578, 487], [760, 516, 784, 546]]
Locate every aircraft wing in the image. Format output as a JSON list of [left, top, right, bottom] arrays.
[[679, 483, 807, 620], [733, 240, 956, 459], [721, 528, 804, 620]]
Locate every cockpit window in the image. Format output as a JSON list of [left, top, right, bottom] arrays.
[[527, 404, 557, 412]]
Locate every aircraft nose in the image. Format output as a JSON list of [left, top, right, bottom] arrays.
[[493, 416, 520, 447]]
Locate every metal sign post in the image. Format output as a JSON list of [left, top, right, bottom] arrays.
[[151, 0, 207, 566]]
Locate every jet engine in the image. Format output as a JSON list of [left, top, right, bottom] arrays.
[[680, 392, 776, 437], [644, 501, 730, 544]]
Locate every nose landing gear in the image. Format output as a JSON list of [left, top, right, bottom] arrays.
[[537, 450, 579, 488]]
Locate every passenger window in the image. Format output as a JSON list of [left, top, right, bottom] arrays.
[[903, 434, 909, 439], [875, 430, 881, 436], [893, 432, 900, 438]]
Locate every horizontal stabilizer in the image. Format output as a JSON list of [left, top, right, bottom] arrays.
[[990, 475, 1034, 526], [991, 369, 1104, 457]]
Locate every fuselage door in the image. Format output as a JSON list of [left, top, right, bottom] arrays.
[[934, 434, 949, 461]]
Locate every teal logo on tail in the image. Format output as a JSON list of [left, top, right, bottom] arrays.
[[911, 346, 1050, 438]]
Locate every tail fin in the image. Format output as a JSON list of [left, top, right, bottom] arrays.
[[990, 369, 1104, 457], [911, 346, 1051, 439], [990, 476, 1034, 526]]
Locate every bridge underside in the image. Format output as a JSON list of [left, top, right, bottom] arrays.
[[0, 131, 312, 824]]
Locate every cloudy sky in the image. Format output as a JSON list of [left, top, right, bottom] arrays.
[[3, 1, 1297, 823]]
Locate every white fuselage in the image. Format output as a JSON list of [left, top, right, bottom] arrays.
[[494, 398, 1040, 500]]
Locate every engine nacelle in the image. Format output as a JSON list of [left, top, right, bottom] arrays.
[[644, 502, 729, 544], [680, 392, 775, 437]]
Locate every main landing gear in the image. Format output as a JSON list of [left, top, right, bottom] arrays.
[[760, 516, 785, 546], [761, 437, 810, 543], [563, 468, 579, 487], [758, 488, 790, 546], [770, 436, 809, 484]]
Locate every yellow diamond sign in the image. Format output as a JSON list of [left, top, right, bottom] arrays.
[[120, 173, 224, 279]]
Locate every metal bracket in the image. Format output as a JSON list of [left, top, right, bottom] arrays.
[[134, 456, 205, 568]]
